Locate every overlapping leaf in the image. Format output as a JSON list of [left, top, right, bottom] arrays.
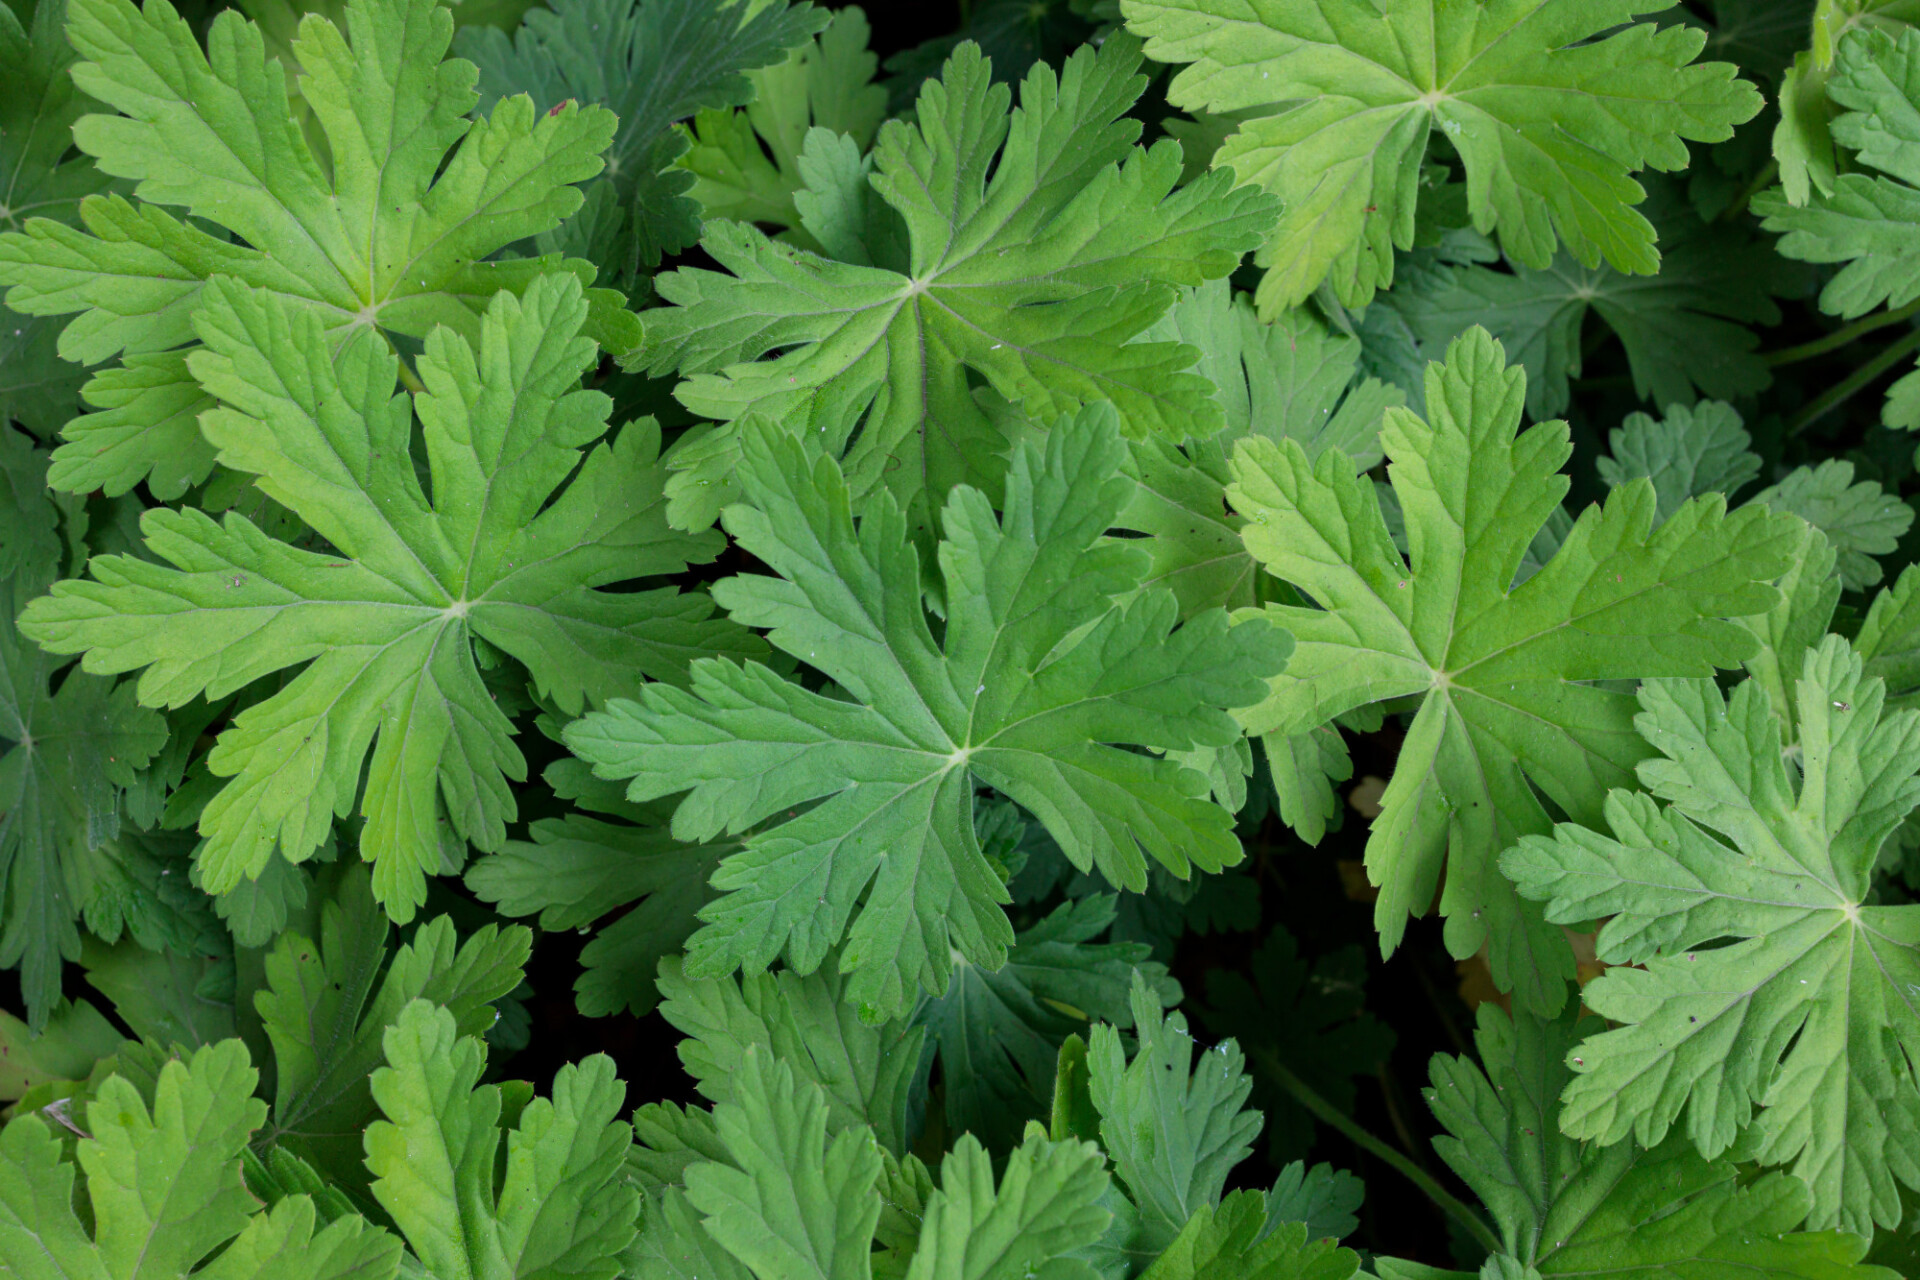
[[459, 0, 829, 287], [566, 405, 1287, 1022], [0, 1040, 405, 1280], [1372, 1002, 1895, 1278], [1597, 401, 1913, 590], [1111, 279, 1401, 619], [1379, 188, 1783, 418], [18, 275, 751, 921], [1761, 24, 1920, 428], [0, 428, 165, 1030], [252, 863, 531, 1187], [1141, 1195, 1361, 1280], [1596, 401, 1764, 522], [1121, 0, 1761, 312], [0, 0, 116, 437], [365, 1000, 639, 1280], [470, 813, 726, 1020], [0, 995, 121, 1102], [1503, 637, 1920, 1235], [678, 7, 888, 250], [1094, 277, 1401, 849], [1089, 977, 1260, 1259], [239, 0, 541, 71], [1772, 0, 1920, 205], [0, 0, 635, 498], [1227, 327, 1799, 1014], [916, 893, 1179, 1152], [1752, 460, 1914, 590], [661, 1046, 1114, 1280], [637, 33, 1278, 531], [656, 953, 923, 1157]]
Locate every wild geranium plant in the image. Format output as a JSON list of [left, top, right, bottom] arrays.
[[3, 0, 1920, 1275]]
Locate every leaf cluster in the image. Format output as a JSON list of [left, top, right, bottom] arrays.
[[5, 0, 1920, 1275]]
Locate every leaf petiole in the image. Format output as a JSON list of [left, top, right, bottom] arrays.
[[1251, 1047, 1503, 1256], [1765, 297, 1920, 367], [1784, 327, 1920, 436], [384, 333, 427, 396]]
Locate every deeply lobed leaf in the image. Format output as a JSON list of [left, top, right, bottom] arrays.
[[19, 275, 750, 920], [1228, 327, 1798, 1015], [1121, 0, 1761, 312], [566, 404, 1288, 1022]]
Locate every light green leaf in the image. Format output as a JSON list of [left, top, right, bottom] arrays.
[[365, 1000, 638, 1280], [19, 275, 751, 920], [565, 404, 1288, 1022], [1858, 560, 1920, 711], [1111, 279, 1402, 619], [638, 34, 1278, 531], [1773, 3, 1920, 206], [0, 0, 635, 498], [0, 1039, 404, 1280], [1122, 0, 1762, 311], [683, 1046, 884, 1280], [1140, 1194, 1360, 1280], [656, 955, 923, 1157], [1227, 327, 1797, 1014], [253, 863, 530, 1186], [630, 1184, 755, 1280], [1502, 636, 1920, 1235], [1414, 1001, 1895, 1276], [900, 1131, 1111, 1280], [1760, 23, 1920, 428], [1741, 522, 1846, 742], [1089, 975, 1260, 1259]]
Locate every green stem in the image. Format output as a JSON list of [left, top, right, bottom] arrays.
[[1253, 1049, 1503, 1256], [1766, 298, 1920, 367], [383, 331, 428, 395], [1411, 960, 1473, 1060], [1718, 158, 1778, 224], [1375, 1064, 1428, 1167], [1785, 327, 1920, 437]]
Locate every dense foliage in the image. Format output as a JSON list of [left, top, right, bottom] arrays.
[[9, 0, 1920, 1275]]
